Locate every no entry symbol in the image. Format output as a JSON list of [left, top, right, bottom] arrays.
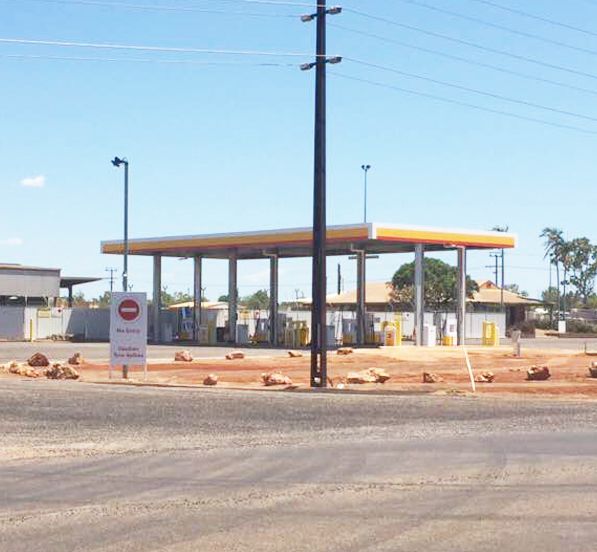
[[118, 298, 140, 322]]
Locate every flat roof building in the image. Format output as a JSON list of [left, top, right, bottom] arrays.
[[0, 263, 100, 306]]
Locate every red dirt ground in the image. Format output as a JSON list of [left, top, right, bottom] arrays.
[[5, 346, 596, 398]]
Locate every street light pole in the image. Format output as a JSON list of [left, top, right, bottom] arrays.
[[112, 156, 130, 379], [361, 164, 371, 223], [301, 2, 342, 388]]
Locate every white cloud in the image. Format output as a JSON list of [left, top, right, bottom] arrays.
[[0, 238, 23, 246], [20, 175, 45, 188]]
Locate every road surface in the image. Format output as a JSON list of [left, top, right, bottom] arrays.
[[1, 380, 597, 551]]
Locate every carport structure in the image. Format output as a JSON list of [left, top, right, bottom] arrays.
[[101, 223, 516, 346]]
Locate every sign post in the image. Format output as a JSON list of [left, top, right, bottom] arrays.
[[110, 292, 147, 379]]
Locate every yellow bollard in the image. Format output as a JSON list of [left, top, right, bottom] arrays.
[[383, 322, 396, 346], [29, 318, 34, 342], [395, 318, 402, 346]]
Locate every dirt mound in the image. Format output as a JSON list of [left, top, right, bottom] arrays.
[[8, 364, 41, 378], [174, 350, 193, 362], [203, 374, 218, 386], [27, 353, 49, 367], [347, 368, 391, 384], [261, 372, 292, 386], [45, 364, 80, 380], [288, 351, 303, 358], [423, 372, 444, 384], [475, 371, 495, 383], [337, 348, 354, 356], [527, 366, 551, 381], [68, 352, 86, 365]]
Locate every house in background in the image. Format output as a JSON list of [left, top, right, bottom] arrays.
[[469, 280, 543, 328]]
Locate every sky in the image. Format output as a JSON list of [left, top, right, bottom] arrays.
[[2, 0, 597, 302]]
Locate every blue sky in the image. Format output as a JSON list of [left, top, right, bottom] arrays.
[[2, 0, 596, 302]]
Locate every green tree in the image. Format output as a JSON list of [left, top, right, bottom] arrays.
[[391, 258, 478, 312], [241, 289, 270, 310], [540, 227, 564, 314], [160, 287, 195, 307], [564, 237, 597, 305], [72, 291, 87, 306], [505, 284, 529, 297], [95, 291, 111, 307]]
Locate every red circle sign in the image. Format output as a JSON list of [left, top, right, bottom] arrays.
[[118, 299, 140, 322]]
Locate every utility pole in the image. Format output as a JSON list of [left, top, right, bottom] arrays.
[[301, 3, 342, 388], [337, 263, 342, 294], [491, 226, 509, 311], [112, 156, 130, 379], [487, 252, 500, 287], [105, 267, 117, 294]]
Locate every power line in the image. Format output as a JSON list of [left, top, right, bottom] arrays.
[[464, 0, 597, 38], [343, 7, 597, 82], [330, 71, 597, 135], [12, 0, 300, 17], [392, 0, 597, 57], [0, 52, 298, 65], [331, 23, 597, 97], [0, 37, 314, 57], [346, 57, 597, 124]]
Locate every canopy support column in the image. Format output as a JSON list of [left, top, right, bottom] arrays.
[[414, 244, 425, 346], [67, 285, 74, 308], [356, 250, 366, 346], [153, 254, 162, 343], [269, 255, 279, 346], [457, 247, 467, 346], [193, 256, 202, 343], [228, 254, 237, 344]]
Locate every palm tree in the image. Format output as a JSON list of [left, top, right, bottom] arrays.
[[540, 227, 564, 324]]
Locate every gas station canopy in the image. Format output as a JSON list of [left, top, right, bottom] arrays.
[[101, 223, 516, 259]]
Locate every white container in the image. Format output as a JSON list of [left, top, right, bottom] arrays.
[[445, 320, 457, 339], [422, 324, 437, 347], [558, 320, 567, 334]]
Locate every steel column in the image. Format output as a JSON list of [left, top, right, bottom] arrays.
[[152, 254, 162, 343], [67, 285, 73, 308], [457, 247, 467, 346], [228, 254, 238, 344], [414, 244, 425, 346], [193, 256, 202, 342], [356, 250, 366, 345], [269, 255, 279, 346]]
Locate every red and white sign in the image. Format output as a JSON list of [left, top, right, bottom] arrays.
[[118, 298, 140, 322], [110, 292, 147, 367]]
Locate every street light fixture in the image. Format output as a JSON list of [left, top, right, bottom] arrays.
[[111, 156, 129, 293], [361, 164, 371, 223]]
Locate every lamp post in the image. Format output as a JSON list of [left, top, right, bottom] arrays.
[[111, 157, 129, 293], [112, 156, 129, 379], [361, 164, 371, 223]]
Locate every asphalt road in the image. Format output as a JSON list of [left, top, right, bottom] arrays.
[[0, 342, 290, 363], [2, 336, 597, 363], [1, 380, 597, 551]]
